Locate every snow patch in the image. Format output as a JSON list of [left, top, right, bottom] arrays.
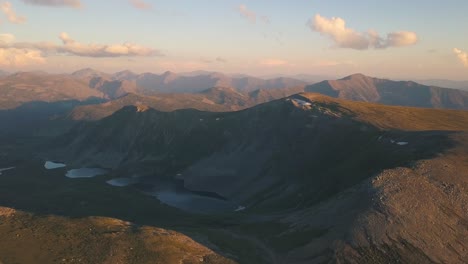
[[44, 161, 66, 170], [234, 206, 246, 212], [66, 168, 108, 179], [388, 139, 409, 146], [292, 99, 312, 107], [0, 167, 15, 175], [106, 177, 138, 187]]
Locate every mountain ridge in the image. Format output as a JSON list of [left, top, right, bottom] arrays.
[[42, 92, 468, 263], [306, 73, 468, 109]]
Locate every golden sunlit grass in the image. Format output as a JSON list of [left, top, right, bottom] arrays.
[[299, 93, 468, 131]]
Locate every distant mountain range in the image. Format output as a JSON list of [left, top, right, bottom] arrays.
[[69, 86, 305, 120], [417, 79, 468, 91], [0, 71, 104, 109], [1, 70, 467, 136], [0, 69, 309, 109], [306, 73, 468, 110], [1, 69, 467, 111]]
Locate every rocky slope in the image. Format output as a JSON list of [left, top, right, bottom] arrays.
[[0, 207, 236, 264], [280, 132, 468, 263]]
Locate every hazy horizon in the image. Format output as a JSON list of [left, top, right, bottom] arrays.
[[1, 0, 468, 80]]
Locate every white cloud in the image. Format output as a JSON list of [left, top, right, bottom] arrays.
[[129, 0, 151, 10], [0, 49, 45, 66], [309, 14, 418, 50], [0, 34, 45, 66], [20, 0, 81, 8], [0, 33, 15, 44], [238, 4, 256, 23], [453, 48, 468, 67], [260, 59, 290, 67], [0, 2, 26, 24], [386, 31, 418, 47], [0, 33, 161, 58]]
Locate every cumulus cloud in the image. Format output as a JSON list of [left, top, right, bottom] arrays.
[[129, 0, 151, 10], [20, 0, 81, 8], [260, 59, 290, 67], [238, 4, 256, 23], [0, 33, 161, 58], [385, 31, 418, 47], [453, 48, 468, 67], [0, 48, 45, 66], [0, 33, 15, 44], [0, 34, 44, 66], [309, 14, 418, 50], [1, 2, 26, 24]]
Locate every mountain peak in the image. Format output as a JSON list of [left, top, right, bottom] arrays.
[[72, 68, 106, 78], [340, 73, 372, 81], [114, 70, 135, 75], [162, 70, 177, 76], [112, 70, 138, 80]]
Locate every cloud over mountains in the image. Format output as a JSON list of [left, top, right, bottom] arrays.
[[309, 14, 418, 50], [454, 48, 468, 67], [0, 34, 44, 66], [55, 32, 160, 57], [0, 33, 160, 66]]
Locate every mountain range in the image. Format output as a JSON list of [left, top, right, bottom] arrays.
[[306, 73, 468, 109], [43, 92, 468, 263], [418, 79, 468, 90], [2, 70, 467, 113], [0, 70, 468, 263]]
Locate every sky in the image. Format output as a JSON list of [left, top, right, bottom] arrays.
[[0, 0, 467, 80]]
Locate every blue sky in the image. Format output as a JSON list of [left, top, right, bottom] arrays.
[[1, 0, 467, 80]]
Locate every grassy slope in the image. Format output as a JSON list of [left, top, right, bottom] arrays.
[[299, 93, 468, 130], [0, 159, 262, 263]]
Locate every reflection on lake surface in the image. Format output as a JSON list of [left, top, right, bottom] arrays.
[[44, 161, 66, 170], [0, 167, 15, 175], [66, 168, 108, 178], [53, 165, 244, 214], [106, 177, 139, 187], [144, 186, 240, 214]]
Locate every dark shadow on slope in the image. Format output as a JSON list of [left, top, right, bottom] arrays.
[[0, 96, 464, 263], [0, 98, 106, 138]]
